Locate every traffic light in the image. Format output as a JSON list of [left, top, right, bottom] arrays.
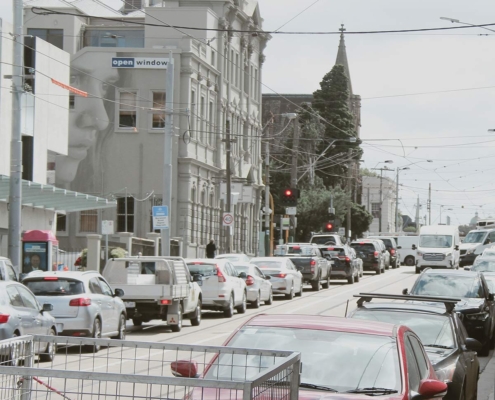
[[280, 188, 299, 207], [324, 222, 334, 232]]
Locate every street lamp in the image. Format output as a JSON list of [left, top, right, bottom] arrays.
[[440, 205, 453, 225], [440, 17, 495, 34]]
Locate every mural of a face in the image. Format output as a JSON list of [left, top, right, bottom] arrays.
[[56, 52, 119, 184]]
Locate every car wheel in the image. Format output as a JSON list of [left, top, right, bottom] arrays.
[[190, 299, 202, 326], [322, 274, 330, 289], [251, 292, 261, 309], [405, 256, 415, 266], [415, 267, 420, 274], [223, 295, 234, 318], [360, 267, 363, 278], [112, 314, 126, 340], [84, 318, 101, 353], [170, 305, 183, 332], [355, 270, 360, 283], [265, 289, 273, 305], [132, 318, 143, 327], [376, 267, 381, 275], [285, 287, 294, 300], [347, 273, 354, 285], [39, 328, 57, 362], [311, 278, 321, 292], [236, 292, 247, 314], [479, 338, 490, 357], [296, 283, 303, 297]]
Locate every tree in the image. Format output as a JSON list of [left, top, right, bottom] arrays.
[[312, 64, 360, 188], [343, 203, 373, 239], [360, 168, 378, 178]]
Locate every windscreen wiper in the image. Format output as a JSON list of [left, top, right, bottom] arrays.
[[423, 344, 453, 349], [300, 383, 338, 392], [346, 387, 398, 396]]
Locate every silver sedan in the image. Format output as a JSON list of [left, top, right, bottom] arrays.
[[232, 263, 273, 308], [250, 257, 303, 300]]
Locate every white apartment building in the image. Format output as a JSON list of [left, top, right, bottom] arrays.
[[361, 175, 397, 234], [23, 0, 268, 257]]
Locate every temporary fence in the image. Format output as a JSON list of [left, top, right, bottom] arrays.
[[0, 334, 301, 400]]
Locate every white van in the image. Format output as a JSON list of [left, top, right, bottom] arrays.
[[395, 236, 419, 267], [459, 229, 495, 267], [413, 225, 460, 274]]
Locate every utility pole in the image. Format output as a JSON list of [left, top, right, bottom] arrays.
[[8, 0, 24, 270], [346, 151, 352, 241], [428, 183, 432, 225], [161, 51, 174, 256], [395, 168, 399, 233], [264, 117, 273, 256], [290, 117, 300, 242], [225, 119, 232, 253], [415, 196, 420, 234], [378, 169, 384, 233]]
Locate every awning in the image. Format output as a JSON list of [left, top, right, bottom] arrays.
[[0, 175, 117, 212]]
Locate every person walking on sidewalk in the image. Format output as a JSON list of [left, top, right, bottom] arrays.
[[206, 239, 217, 258]]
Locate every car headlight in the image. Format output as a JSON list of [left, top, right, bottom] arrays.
[[417, 252, 423, 257], [435, 362, 457, 383], [466, 312, 489, 321], [467, 249, 475, 255]]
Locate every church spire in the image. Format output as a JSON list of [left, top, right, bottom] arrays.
[[335, 24, 353, 96]]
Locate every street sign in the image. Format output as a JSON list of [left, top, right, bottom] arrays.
[[222, 212, 234, 227], [152, 206, 169, 230], [338, 227, 345, 236], [286, 207, 297, 215], [102, 220, 114, 235], [282, 217, 290, 230]]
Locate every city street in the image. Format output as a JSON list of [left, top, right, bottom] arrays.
[[118, 266, 495, 399]]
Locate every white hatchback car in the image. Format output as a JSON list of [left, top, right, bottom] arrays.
[[232, 263, 273, 308], [185, 259, 247, 318]]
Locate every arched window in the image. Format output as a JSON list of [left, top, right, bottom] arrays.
[[191, 187, 196, 243], [209, 192, 215, 241], [200, 190, 206, 245]]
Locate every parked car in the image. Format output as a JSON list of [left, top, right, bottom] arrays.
[[317, 245, 361, 284], [0, 257, 18, 281], [215, 253, 250, 263], [405, 269, 495, 356], [185, 259, 246, 318], [275, 245, 331, 291], [350, 240, 385, 274], [232, 263, 273, 308], [23, 271, 127, 351], [350, 293, 481, 400], [466, 258, 495, 272], [396, 235, 419, 266], [459, 229, 495, 267], [0, 281, 57, 363], [250, 257, 303, 299], [373, 239, 391, 269], [309, 234, 345, 246], [173, 314, 448, 399], [367, 236, 400, 269]]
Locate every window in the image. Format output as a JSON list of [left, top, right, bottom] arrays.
[[408, 336, 429, 379], [6, 286, 24, 307], [57, 214, 67, 232], [89, 278, 103, 294], [208, 101, 214, 146], [191, 188, 196, 243], [371, 203, 381, 218], [244, 63, 249, 93], [254, 68, 258, 99], [117, 197, 134, 232], [83, 29, 144, 48], [404, 337, 420, 392], [151, 91, 166, 129], [6, 264, 17, 281], [211, 49, 215, 67], [190, 90, 196, 139], [235, 53, 239, 87], [69, 95, 75, 110], [230, 50, 234, 82], [200, 96, 206, 142], [119, 91, 137, 129], [80, 209, 98, 233], [17, 286, 39, 310], [25, 29, 63, 77], [98, 278, 113, 296]]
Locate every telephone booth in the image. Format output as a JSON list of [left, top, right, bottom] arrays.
[[21, 230, 59, 274]]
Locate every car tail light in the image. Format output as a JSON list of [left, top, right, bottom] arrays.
[[327, 247, 334, 251], [274, 273, 287, 278], [359, 242, 365, 245], [345, 257, 350, 262], [0, 314, 9, 324], [310, 259, 316, 273], [43, 277, 58, 281], [216, 266, 226, 283], [69, 298, 91, 307], [160, 299, 171, 305], [292, 246, 300, 250], [245, 275, 255, 286], [374, 251, 379, 257], [390, 249, 396, 255]]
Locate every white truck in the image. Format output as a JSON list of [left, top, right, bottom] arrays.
[[459, 228, 495, 267], [102, 256, 202, 332], [413, 225, 460, 274]]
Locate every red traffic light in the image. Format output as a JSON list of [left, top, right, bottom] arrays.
[[326, 223, 333, 231], [284, 189, 293, 197]]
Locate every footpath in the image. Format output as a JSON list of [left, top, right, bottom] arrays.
[[479, 351, 495, 400]]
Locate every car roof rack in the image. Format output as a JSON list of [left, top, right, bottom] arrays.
[[354, 293, 461, 313]]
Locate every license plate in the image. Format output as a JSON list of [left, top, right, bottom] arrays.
[[125, 302, 136, 308]]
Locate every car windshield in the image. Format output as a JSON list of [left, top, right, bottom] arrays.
[[369, 238, 393, 248], [251, 260, 283, 269], [206, 326, 401, 393], [351, 243, 376, 253], [24, 278, 84, 296], [186, 263, 217, 276], [320, 247, 345, 257], [352, 310, 455, 349], [311, 237, 336, 245], [419, 235, 452, 248], [412, 274, 483, 298], [471, 260, 495, 272], [463, 231, 486, 244]]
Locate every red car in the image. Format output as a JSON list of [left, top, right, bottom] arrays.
[[173, 314, 448, 399]]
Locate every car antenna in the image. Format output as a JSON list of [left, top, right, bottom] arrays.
[[345, 299, 349, 317]]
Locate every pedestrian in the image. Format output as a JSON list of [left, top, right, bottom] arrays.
[[206, 239, 217, 259]]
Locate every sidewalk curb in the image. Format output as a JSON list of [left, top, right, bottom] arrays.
[[478, 352, 495, 400]]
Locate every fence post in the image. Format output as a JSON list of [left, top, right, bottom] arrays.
[[86, 234, 101, 271], [118, 233, 133, 256], [20, 339, 33, 400], [289, 357, 301, 400], [146, 233, 161, 256]]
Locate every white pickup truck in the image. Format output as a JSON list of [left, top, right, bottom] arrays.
[[102, 256, 202, 332]]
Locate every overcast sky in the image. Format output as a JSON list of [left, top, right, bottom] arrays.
[[3, 1, 495, 225]]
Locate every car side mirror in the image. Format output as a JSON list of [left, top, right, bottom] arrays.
[[455, 245, 459, 251], [412, 244, 417, 250], [264, 275, 271, 280], [42, 303, 53, 313], [238, 272, 247, 279], [484, 239, 490, 245], [464, 266, 471, 271], [464, 337, 483, 352], [402, 288, 409, 295], [114, 288, 125, 297], [411, 379, 448, 400], [192, 274, 202, 282], [171, 360, 200, 378]]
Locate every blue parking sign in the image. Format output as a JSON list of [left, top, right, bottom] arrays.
[[152, 206, 169, 230]]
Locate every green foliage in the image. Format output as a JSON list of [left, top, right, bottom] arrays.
[[110, 247, 127, 258], [360, 168, 379, 178], [343, 203, 373, 239], [404, 226, 417, 233]]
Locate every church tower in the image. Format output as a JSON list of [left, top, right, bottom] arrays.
[[335, 25, 361, 138]]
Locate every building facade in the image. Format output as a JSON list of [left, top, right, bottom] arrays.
[[361, 175, 397, 234], [24, 0, 268, 257]]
